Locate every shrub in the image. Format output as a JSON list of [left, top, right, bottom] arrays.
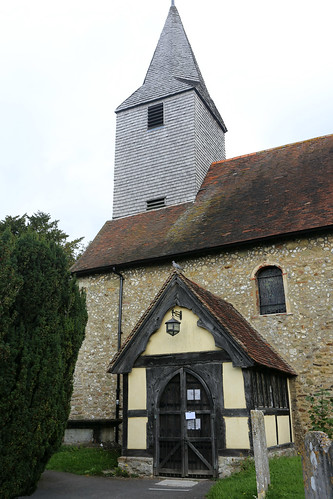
[[306, 389, 333, 438]]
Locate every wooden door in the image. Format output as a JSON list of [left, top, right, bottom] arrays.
[[156, 369, 215, 477]]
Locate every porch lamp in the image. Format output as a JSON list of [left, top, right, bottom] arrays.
[[165, 309, 182, 336]]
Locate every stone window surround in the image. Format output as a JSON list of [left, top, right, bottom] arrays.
[[251, 262, 291, 317]]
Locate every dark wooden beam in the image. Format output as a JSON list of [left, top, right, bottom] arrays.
[[134, 350, 231, 368]]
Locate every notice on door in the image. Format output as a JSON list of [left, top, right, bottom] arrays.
[[185, 411, 196, 420], [187, 389, 201, 400], [187, 418, 201, 430]]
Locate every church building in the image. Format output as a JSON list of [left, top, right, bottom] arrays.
[[70, 3, 333, 478]]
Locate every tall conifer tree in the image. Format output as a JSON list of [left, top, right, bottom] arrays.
[[0, 214, 87, 498]]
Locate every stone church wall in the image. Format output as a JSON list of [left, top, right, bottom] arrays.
[[71, 231, 333, 447]]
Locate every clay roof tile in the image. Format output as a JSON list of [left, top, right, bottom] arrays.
[[72, 134, 333, 275]]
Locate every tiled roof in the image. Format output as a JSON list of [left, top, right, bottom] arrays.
[[72, 134, 333, 274], [108, 272, 296, 375], [116, 6, 226, 131], [181, 274, 296, 375]]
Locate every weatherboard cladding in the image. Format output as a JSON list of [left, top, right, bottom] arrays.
[[113, 93, 197, 219], [113, 91, 224, 219], [72, 134, 333, 274], [194, 96, 226, 189], [108, 272, 295, 375]]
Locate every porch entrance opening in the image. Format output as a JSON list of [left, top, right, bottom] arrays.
[[156, 368, 215, 477]]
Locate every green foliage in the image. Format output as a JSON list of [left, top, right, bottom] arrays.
[[239, 456, 254, 472], [113, 467, 130, 477], [0, 215, 87, 498], [306, 389, 333, 438], [46, 446, 119, 476], [0, 212, 85, 266], [207, 456, 304, 499]]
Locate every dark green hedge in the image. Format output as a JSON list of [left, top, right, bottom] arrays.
[[0, 225, 87, 498]]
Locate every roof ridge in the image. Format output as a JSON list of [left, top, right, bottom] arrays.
[[213, 133, 333, 165]]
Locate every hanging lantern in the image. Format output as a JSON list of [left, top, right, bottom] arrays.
[[165, 310, 182, 336], [165, 316, 181, 336]]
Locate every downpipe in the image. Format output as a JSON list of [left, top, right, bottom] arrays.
[[112, 267, 124, 445]]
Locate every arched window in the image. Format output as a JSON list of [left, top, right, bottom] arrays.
[[256, 266, 286, 315]]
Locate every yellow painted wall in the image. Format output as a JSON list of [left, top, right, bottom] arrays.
[[264, 415, 277, 447], [277, 415, 291, 444], [128, 368, 147, 410], [223, 363, 246, 408], [144, 307, 221, 355], [127, 417, 148, 449], [224, 417, 250, 449]]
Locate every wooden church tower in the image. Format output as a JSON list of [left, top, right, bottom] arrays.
[[112, 3, 227, 219]]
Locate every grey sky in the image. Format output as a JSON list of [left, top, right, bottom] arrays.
[[0, 0, 332, 244]]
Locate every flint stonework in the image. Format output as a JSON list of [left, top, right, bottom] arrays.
[[71, 234, 333, 449], [118, 456, 153, 477]]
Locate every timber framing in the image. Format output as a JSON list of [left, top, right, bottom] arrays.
[[109, 273, 296, 376], [134, 350, 232, 368], [110, 272, 295, 477]]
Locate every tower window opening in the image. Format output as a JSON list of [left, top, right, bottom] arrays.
[[146, 197, 166, 211], [148, 103, 164, 129]]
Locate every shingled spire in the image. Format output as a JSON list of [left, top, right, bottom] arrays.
[[113, 5, 227, 219], [117, 5, 226, 130]]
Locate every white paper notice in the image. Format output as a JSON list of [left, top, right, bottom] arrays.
[[187, 389, 201, 400], [185, 411, 196, 420], [187, 418, 201, 430], [187, 419, 195, 430], [187, 389, 194, 401]]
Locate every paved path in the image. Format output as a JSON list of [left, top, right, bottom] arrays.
[[20, 471, 214, 498]]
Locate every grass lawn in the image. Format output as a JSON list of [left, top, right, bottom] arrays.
[[46, 446, 121, 476], [207, 456, 305, 499]]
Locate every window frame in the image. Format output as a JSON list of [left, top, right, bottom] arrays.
[[251, 263, 290, 316], [251, 370, 290, 410]]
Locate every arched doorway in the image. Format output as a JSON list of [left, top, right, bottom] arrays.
[[155, 368, 216, 477]]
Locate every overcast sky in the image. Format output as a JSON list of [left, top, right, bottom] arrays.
[[1, 0, 332, 244]]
